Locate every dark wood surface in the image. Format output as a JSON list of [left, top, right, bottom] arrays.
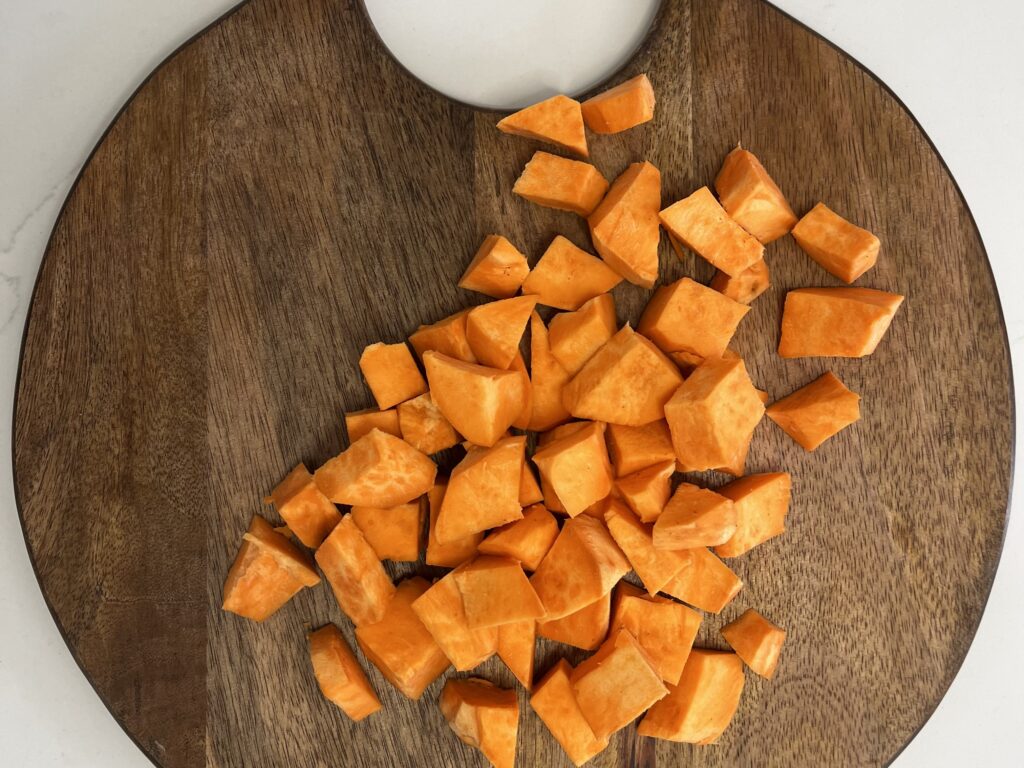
[[12, 0, 1012, 765]]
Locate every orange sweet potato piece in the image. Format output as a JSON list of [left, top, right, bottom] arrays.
[[528, 311, 573, 430], [571, 628, 668, 739], [314, 428, 437, 507], [409, 310, 477, 363], [268, 462, 342, 548], [316, 514, 396, 626], [466, 295, 539, 369], [459, 235, 531, 299], [426, 480, 482, 568], [580, 74, 655, 134], [412, 568, 498, 671], [537, 591, 611, 651], [616, 460, 674, 522], [350, 499, 423, 562], [522, 236, 622, 311], [531, 659, 610, 766], [710, 259, 770, 304], [611, 582, 701, 685], [398, 392, 460, 454], [661, 548, 742, 614], [530, 516, 629, 620], [496, 619, 536, 688], [309, 624, 381, 721], [479, 504, 559, 571], [514, 151, 609, 216], [548, 294, 617, 375], [639, 277, 749, 361], [509, 352, 532, 430], [654, 483, 737, 550], [660, 186, 764, 276], [519, 462, 544, 506], [222, 515, 320, 621], [664, 356, 765, 471], [714, 472, 791, 557], [497, 94, 588, 158], [721, 608, 786, 679], [778, 287, 904, 358], [436, 436, 525, 543], [588, 161, 661, 287], [604, 500, 687, 595], [344, 407, 402, 443], [766, 371, 861, 450], [359, 341, 427, 409], [439, 678, 519, 768], [532, 421, 613, 517], [637, 650, 745, 744], [356, 576, 451, 700], [792, 202, 880, 283], [606, 420, 675, 476], [563, 325, 683, 426], [423, 351, 527, 446], [537, 420, 590, 447], [454, 555, 546, 628], [714, 147, 797, 244]]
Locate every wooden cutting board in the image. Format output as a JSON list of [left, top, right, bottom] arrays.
[[12, 0, 1012, 765]]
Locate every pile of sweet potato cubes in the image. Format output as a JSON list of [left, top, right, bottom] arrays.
[[222, 73, 903, 767]]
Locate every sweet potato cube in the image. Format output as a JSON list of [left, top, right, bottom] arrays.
[[466, 295, 539, 369], [398, 392, 460, 455], [497, 94, 588, 158], [359, 341, 427, 409], [519, 463, 544, 506], [436, 436, 525, 543], [459, 235, 531, 299], [268, 463, 342, 548], [767, 371, 861, 450], [638, 277, 749, 361], [316, 514, 396, 626], [531, 516, 628, 620], [531, 659, 609, 766], [548, 294, 617, 375], [606, 420, 675, 476], [344, 407, 401, 443], [571, 629, 668, 739], [426, 480, 482, 568], [721, 608, 786, 679], [611, 583, 701, 685], [654, 483, 737, 550], [779, 287, 904, 358], [314, 428, 437, 507], [661, 549, 742, 614], [522, 236, 622, 311], [714, 147, 797, 244], [581, 73, 655, 134], [412, 568, 498, 670], [309, 624, 381, 721], [350, 500, 423, 562], [710, 259, 770, 304], [409, 310, 477, 363], [537, 591, 611, 651], [532, 421, 613, 517], [792, 202, 880, 283], [538, 420, 590, 447], [423, 351, 527, 447], [664, 356, 765, 471], [439, 678, 519, 768], [715, 473, 791, 557], [588, 161, 661, 287], [497, 620, 536, 688], [509, 352, 532, 430], [637, 650, 745, 744], [454, 555, 546, 628], [479, 504, 559, 571], [563, 326, 683, 426], [528, 311, 573, 431], [356, 577, 451, 700], [604, 500, 687, 595], [513, 151, 609, 216], [616, 460, 673, 523], [660, 186, 764, 276], [222, 515, 320, 621]]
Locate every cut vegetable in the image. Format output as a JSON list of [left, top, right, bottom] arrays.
[[439, 678, 519, 768], [509, 352, 532, 430], [792, 202, 880, 283], [606, 420, 676, 476], [436, 436, 525, 543], [653, 483, 737, 550], [604, 500, 687, 595], [638, 277, 749, 361], [537, 591, 611, 651], [778, 287, 904, 358], [409, 310, 477, 363], [660, 186, 764, 276], [661, 548, 742, 614], [714, 147, 797, 244], [528, 311, 573, 431], [521, 236, 622, 311], [710, 259, 770, 304], [268, 462, 342, 548], [548, 294, 617, 375], [478, 504, 559, 571], [532, 421, 613, 517], [721, 608, 786, 679], [316, 514, 396, 626], [454, 555, 546, 628], [411, 567, 498, 671], [466, 294, 539, 369], [513, 151, 609, 216], [309, 624, 381, 721], [531, 659, 610, 767], [766, 371, 861, 450], [496, 619, 536, 688], [588, 161, 661, 287], [580, 74, 655, 134], [426, 480, 482, 568], [611, 582, 701, 685], [519, 462, 545, 506], [459, 235, 531, 298], [398, 392, 460, 454], [497, 94, 588, 158], [350, 499, 423, 562], [359, 341, 428, 410], [615, 460, 674, 523], [344, 407, 402, 443], [714, 472, 792, 558]]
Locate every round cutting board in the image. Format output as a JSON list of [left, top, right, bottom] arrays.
[[13, 0, 1013, 766]]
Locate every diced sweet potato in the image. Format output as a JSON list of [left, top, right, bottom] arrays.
[[588, 161, 661, 287], [654, 483, 737, 550], [616, 460, 674, 523], [314, 428, 437, 507], [664, 356, 765, 471], [522, 236, 622, 311], [497, 94, 588, 158], [268, 463, 342, 548], [571, 629, 668, 739], [350, 500, 423, 562], [792, 202, 880, 283], [661, 548, 742, 614], [439, 678, 519, 768], [532, 421, 613, 517], [436, 436, 525, 543], [714, 147, 797, 244], [423, 351, 527, 447], [409, 310, 477, 363], [398, 392, 460, 455], [454, 555, 546, 628], [606, 420, 676, 477], [519, 462, 544, 506], [537, 591, 611, 651], [412, 568, 498, 670], [563, 325, 684, 426], [513, 151, 609, 216], [715, 472, 791, 558], [308, 624, 381, 721], [638, 277, 749, 361], [316, 514, 396, 626], [710, 259, 770, 304], [548, 294, 617, 375], [531, 659, 610, 767], [509, 352, 532, 430], [766, 371, 861, 450], [531, 516, 629, 620], [604, 500, 687, 595], [660, 187, 764, 276], [222, 515, 320, 621], [637, 650, 745, 744], [537, 420, 590, 447], [778, 287, 904, 358], [344, 407, 402, 443], [496, 619, 536, 688], [721, 608, 786, 679], [611, 582, 701, 685], [580, 74, 655, 134], [426, 480, 482, 568], [528, 311, 573, 431], [356, 577, 451, 700], [359, 341, 428, 409], [714, 434, 752, 478], [479, 504, 559, 571], [459, 235, 531, 298], [466, 295, 539, 370]]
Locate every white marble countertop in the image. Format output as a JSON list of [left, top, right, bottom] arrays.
[[1, 1, 1022, 765]]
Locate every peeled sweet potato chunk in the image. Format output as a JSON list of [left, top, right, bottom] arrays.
[[454, 555, 546, 628], [792, 202, 880, 283], [496, 619, 536, 688], [513, 151, 609, 216], [522, 236, 622, 311], [778, 286, 904, 358], [606, 420, 675, 476], [519, 462, 544, 506], [412, 567, 498, 671], [638, 277, 749, 361], [509, 352, 532, 430], [268, 462, 342, 548], [604, 500, 687, 595], [439, 678, 519, 768], [615, 460, 674, 523], [588, 161, 661, 287], [654, 483, 737, 550], [715, 472, 792, 558], [580, 74, 655, 134], [537, 591, 611, 651], [316, 514, 396, 626], [766, 371, 861, 450], [661, 548, 742, 614], [721, 608, 786, 679], [660, 186, 764, 277], [436, 436, 525, 543], [531, 659, 610, 767], [611, 582, 701, 685], [359, 341, 428, 409], [497, 94, 588, 158], [350, 499, 423, 562], [398, 392, 460, 454], [309, 624, 381, 721], [548, 294, 617, 375], [344, 407, 401, 443], [710, 259, 770, 304], [714, 147, 797, 243], [459, 235, 531, 299], [478, 504, 559, 571], [532, 421, 613, 517], [426, 480, 482, 568], [527, 311, 573, 431], [466, 294, 539, 369], [409, 310, 477, 363]]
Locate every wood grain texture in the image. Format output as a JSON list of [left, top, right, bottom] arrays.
[[12, 0, 1012, 766]]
